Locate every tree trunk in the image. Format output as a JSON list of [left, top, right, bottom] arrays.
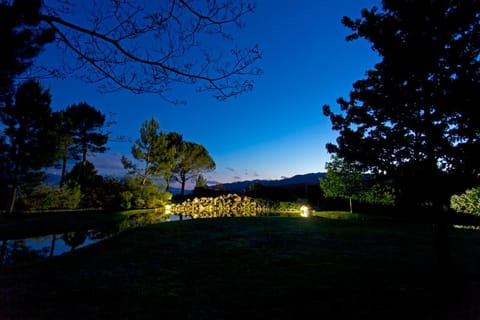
[[179, 177, 186, 221], [349, 197, 353, 213], [8, 185, 17, 214], [180, 177, 186, 197], [142, 160, 150, 186], [0, 239, 7, 265], [49, 234, 57, 257], [60, 155, 68, 187], [165, 175, 171, 192]]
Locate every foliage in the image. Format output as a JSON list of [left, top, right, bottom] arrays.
[[0, 0, 54, 102], [51, 110, 74, 186], [66, 161, 100, 192], [194, 174, 208, 189], [0, 79, 59, 212], [323, 0, 480, 209], [320, 156, 365, 213], [173, 141, 216, 196], [62, 231, 87, 250], [120, 176, 172, 210], [359, 182, 396, 207], [65, 160, 112, 208], [94, 177, 126, 210], [268, 201, 303, 214], [123, 119, 215, 198], [161, 132, 183, 191], [64, 102, 108, 164], [123, 117, 178, 186], [450, 187, 480, 216], [192, 174, 210, 197], [320, 157, 395, 213], [19, 184, 81, 211]]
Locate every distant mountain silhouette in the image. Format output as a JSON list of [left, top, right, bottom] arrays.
[[45, 171, 323, 196], [214, 172, 326, 193]]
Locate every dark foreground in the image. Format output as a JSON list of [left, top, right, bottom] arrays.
[[1, 216, 480, 319]]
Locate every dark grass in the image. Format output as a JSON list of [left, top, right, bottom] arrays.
[[1, 216, 480, 319]]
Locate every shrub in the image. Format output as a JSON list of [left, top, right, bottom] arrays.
[[120, 177, 172, 209], [20, 184, 81, 210], [360, 183, 396, 206], [451, 187, 480, 216], [270, 201, 303, 213]]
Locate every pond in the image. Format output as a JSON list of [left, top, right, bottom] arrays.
[[0, 213, 190, 266]]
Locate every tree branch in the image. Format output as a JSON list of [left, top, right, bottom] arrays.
[[36, 0, 261, 101]]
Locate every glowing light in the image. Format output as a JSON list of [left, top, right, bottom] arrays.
[[300, 205, 309, 217], [165, 204, 172, 215]]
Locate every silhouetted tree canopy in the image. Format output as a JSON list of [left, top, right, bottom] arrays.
[[122, 117, 177, 186], [0, 79, 57, 212], [162, 132, 184, 191], [64, 102, 109, 165], [1, 0, 261, 103], [323, 0, 480, 209], [51, 109, 74, 187], [173, 142, 215, 197], [0, 0, 54, 102]]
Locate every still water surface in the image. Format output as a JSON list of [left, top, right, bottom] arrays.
[[1, 213, 190, 266]]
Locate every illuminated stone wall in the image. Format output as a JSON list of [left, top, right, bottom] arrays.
[[170, 194, 271, 218]]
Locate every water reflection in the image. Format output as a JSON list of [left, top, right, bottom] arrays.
[[0, 212, 179, 266]]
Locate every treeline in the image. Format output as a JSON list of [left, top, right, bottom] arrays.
[[0, 80, 215, 213], [120, 117, 215, 210], [0, 79, 110, 213]]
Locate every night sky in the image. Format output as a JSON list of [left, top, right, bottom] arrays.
[[39, 0, 381, 187]]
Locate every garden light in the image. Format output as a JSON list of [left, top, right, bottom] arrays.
[[300, 205, 309, 217]]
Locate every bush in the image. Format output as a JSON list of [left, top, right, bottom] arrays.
[[451, 187, 480, 216], [20, 184, 81, 210], [269, 201, 303, 213], [360, 183, 396, 206], [120, 177, 172, 209]]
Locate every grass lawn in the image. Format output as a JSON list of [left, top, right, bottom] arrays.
[[1, 216, 480, 319]]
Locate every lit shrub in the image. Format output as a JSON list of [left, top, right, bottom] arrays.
[[451, 187, 480, 216], [120, 177, 172, 210]]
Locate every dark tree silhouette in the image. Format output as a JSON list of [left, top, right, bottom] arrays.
[[0, 136, 9, 210], [173, 141, 215, 198], [323, 0, 480, 270], [162, 132, 183, 191], [122, 117, 172, 186], [324, 0, 480, 209], [51, 110, 74, 187], [192, 174, 210, 197], [1, 0, 261, 103], [0, 79, 57, 212], [66, 160, 99, 192], [62, 231, 87, 251], [0, 0, 54, 102], [64, 102, 109, 165]]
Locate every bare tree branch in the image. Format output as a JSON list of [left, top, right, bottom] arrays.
[[36, 0, 262, 102]]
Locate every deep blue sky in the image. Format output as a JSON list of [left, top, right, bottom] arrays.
[[40, 0, 381, 186]]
